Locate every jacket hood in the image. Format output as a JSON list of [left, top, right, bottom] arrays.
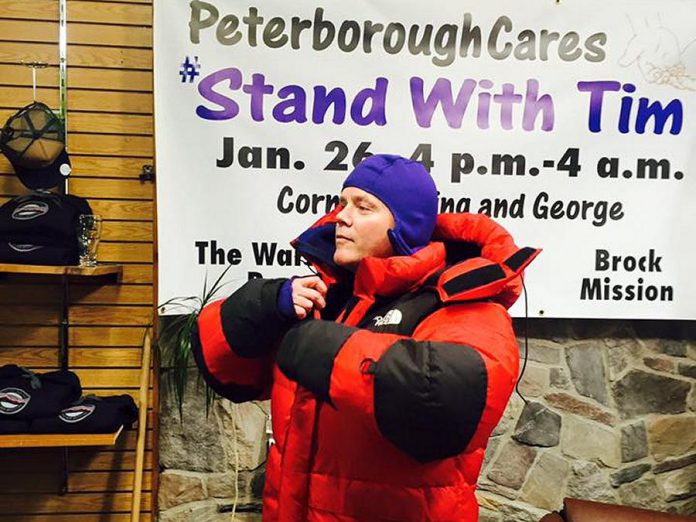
[[431, 213, 540, 308], [292, 209, 540, 309]]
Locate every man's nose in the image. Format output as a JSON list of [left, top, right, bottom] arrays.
[[336, 205, 351, 226]]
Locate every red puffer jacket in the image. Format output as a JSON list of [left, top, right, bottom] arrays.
[[192, 210, 539, 522]]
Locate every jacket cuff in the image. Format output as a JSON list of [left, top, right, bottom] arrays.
[[276, 320, 357, 403], [276, 278, 296, 320]]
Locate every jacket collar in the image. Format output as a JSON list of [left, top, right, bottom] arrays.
[[353, 242, 445, 299], [293, 210, 540, 308]]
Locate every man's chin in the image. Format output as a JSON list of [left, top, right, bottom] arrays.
[[333, 252, 359, 271]]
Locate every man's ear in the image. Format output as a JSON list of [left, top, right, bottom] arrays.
[[387, 229, 413, 256]]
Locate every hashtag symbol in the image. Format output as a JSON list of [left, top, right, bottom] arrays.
[[179, 56, 201, 83]]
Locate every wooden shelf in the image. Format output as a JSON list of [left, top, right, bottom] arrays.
[[0, 426, 124, 448], [0, 263, 122, 282]]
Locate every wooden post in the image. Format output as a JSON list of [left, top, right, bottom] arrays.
[[131, 331, 152, 522]]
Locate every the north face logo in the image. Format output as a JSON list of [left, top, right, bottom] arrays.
[[0, 388, 31, 415], [373, 309, 403, 327], [59, 403, 96, 423]]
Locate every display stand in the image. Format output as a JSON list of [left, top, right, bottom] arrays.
[[0, 263, 125, 494]]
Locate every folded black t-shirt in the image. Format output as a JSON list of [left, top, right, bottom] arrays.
[[0, 365, 81, 421], [31, 395, 139, 434]]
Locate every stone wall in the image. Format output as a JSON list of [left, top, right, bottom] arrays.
[[158, 320, 696, 521], [477, 320, 696, 520], [158, 372, 267, 521]]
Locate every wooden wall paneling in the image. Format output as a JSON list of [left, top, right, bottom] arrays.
[[0, 492, 152, 514], [0, 284, 154, 305], [0, 305, 152, 326], [0, 0, 157, 519], [1, 175, 150, 196], [0, 64, 153, 92], [0, 1, 151, 25], [0, 197, 154, 221], [0, 42, 152, 69], [0, 19, 152, 49], [0, 88, 154, 113], [0, 448, 154, 473], [0, 514, 153, 522], [0, 470, 154, 494]]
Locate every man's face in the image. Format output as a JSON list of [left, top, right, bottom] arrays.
[[333, 187, 395, 270]]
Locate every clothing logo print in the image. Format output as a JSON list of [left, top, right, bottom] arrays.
[[59, 403, 96, 423], [373, 309, 403, 327], [8, 243, 42, 253], [0, 388, 31, 415], [11, 201, 49, 221]]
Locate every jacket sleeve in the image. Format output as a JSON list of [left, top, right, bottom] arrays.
[[191, 278, 295, 403], [276, 301, 519, 463]]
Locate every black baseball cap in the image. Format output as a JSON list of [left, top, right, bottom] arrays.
[[0, 101, 71, 190]]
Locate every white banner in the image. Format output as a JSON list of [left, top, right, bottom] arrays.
[[154, 0, 696, 319]]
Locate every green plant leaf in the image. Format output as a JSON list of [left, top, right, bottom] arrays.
[[154, 264, 234, 419]]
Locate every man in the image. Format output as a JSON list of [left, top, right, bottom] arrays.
[[192, 154, 540, 522]]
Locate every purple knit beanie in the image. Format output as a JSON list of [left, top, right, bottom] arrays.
[[342, 154, 438, 256]]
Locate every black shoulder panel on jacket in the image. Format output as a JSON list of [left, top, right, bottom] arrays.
[[373, 339, 488, 463], [220, 278, 294, 358], [190, 323, 266, 403], [442, 264, 506, 297]]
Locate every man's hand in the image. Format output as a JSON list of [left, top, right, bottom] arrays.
[[291, 276, 328, 319]]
